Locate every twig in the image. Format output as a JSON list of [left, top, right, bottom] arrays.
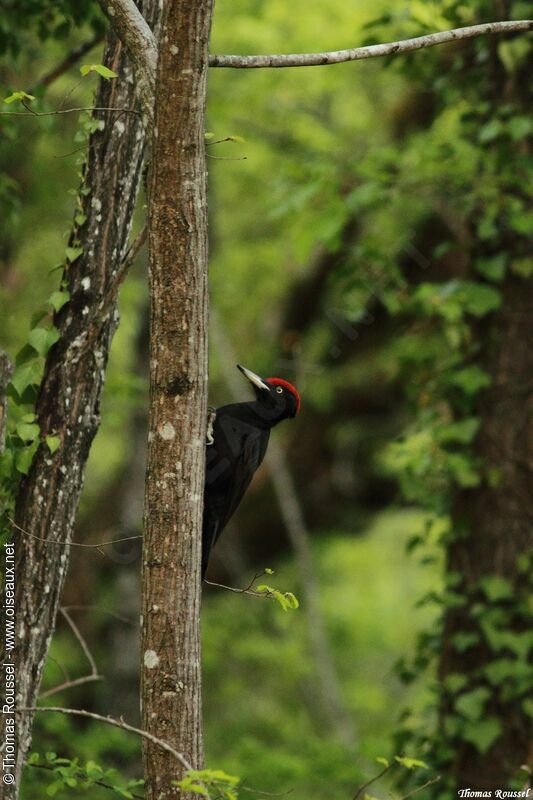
[[28, 762, 143, 800], [206, 154, 247, 161], [0, 105, 139, 118], [60, 607, 98, 675], [39, 607, 102, 699], [39, 674, 103, 700], [28, 33, 105, 93], [8, 516, 142, 552], [353, 764, 391, 800], [18, 707, 194, 773], [209, 21, 532, 68], [204, 572, 270, 598], [399, 776, 441, 799], [45, 653, 71, 684], [239, 784, 294, 797], [61, 604, 135, 626]]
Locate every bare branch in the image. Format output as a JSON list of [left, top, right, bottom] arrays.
[[96, 0, 157, 116], [8, 516, 142, 553], [39, 674, 103, 700], [19, 707, 194, 773], [353, 764, 391, 800], [28, 33, 105, 93], [209, 20, 532, 69], [0, 105, 139, 118], [38, 607, 103, 699], [399, 776, 441, 799], [60, 607, 98, 676], [61, 605, 135, 625]]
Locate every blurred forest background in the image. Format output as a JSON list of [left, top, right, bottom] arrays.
[[1, 0, 531, 798]]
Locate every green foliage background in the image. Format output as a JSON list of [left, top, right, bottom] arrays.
[[1, 0, 531, 797]]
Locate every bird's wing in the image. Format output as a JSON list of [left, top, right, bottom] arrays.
[[218, 430, 266, 531], [202, 429, 268, 576]]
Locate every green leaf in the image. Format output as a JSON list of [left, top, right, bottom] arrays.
[[375, 757, 389, 767], [437, 418, 479, 445], [459, 283, 501, 317], [479, 575, 514, 602], [478, 119, 503, 144], [462, 717, 502, 753], [474, 254, 507, 282], [4, 91, 35, 104], [452, 631, 479, 652], [48, 290, 70, 312], [28, 327, 60, 357], [10, 360, 42, 397], [15, 442, 38, 475], [508, 115, 532, 141], [454, 687, 490, 720], [16, 421, 40, 442], [45, 436, 61, 455], [284, 591, 300, 609], [511, 258, 533, 279], [394, 756, 428, 770], [80, 64, 119, 79], [444, 673, 468, 694], [264, 568, 274, 575], [75, 213, 87, 226], [65, 246, 83, 263], [449, 366, 491, 396]]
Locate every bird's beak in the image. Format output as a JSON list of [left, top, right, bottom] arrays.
[[237, 364, 270, 392]]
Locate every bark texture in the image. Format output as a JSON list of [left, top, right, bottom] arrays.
[[140, 0, 214, 797], [9, 5, 160, 791], [0, 351, 12, 453]]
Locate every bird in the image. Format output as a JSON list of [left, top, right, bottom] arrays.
[[202, 364, 300, 579]]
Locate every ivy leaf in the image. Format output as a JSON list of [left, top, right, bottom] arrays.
[[474, 254, 507, 282], [48, 290, 70, 312], [462, 717, 502, 753], [454, 687, 490, 720], [15, 441, 39, 475], [478, 119, 503, 144], [10, 360, 42, 397], [459, 283, 501, 317], [449, 366, 491, 396], [65, 246, 83, 263], [16, 421, 40, 442], [80, 64, 119, 80], [479, 575, 514, 602], [508, 115, 532, 141], [452, 632, 479, 652], [45, 436, 61, 455], [437, 418, 479, 445], [4, 90, 35, 104], [28, 327, 60, 357]]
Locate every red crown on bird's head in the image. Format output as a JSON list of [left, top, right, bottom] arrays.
[[265, 378, 301, 415]]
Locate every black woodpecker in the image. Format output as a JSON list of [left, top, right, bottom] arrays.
[[202, 364, 300, 578]]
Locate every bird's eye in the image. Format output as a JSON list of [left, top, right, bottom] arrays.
[[276, 386, 283, 394]]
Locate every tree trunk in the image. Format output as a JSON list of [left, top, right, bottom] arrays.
[[439, 272, 533, 788], [9, 4, 159, 791], [140, 1, 214, 797]]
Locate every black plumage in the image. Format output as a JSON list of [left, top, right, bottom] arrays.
[[202, 365, 300, 579]]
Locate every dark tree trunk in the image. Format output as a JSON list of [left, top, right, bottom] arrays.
[[140, 0, 214, 797], [439, 272, 533, 788], [9, 3, 160, 791]]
